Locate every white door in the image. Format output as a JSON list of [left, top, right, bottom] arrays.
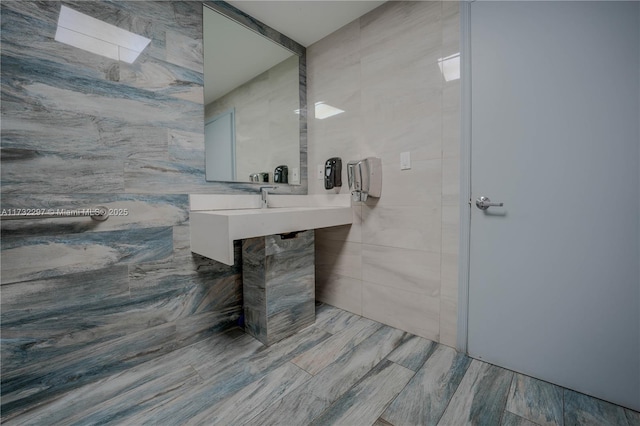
[[205, 109, 236, 181], [468, 1, 639, 410]]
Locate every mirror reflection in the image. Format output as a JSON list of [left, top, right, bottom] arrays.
[[203, 5, 301, 184]]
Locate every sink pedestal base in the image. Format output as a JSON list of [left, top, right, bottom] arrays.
[[242, 230, 315, 346]]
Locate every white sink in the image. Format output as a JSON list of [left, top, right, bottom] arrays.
[[190, 206, 352, 265]]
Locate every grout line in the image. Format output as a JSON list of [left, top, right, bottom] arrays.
[[504, 410, 543, 426], [289, 359, 316, 377], [188, 364, 206, 382]]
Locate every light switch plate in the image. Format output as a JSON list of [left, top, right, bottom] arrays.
[[317, 165, 324, 180], [400, 151, 411, 170], [291, 167, 300, 184]]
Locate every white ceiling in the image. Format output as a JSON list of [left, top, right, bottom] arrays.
[[226, 1, 386, 47], [204, 1, 385, 105]]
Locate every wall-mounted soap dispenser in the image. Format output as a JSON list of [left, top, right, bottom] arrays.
[[274, 165, 288, 184], [324, 157, 342, 192], [347, 157, 382, 202]]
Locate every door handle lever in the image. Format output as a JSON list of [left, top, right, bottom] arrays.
[[476, 196, 504, 210]]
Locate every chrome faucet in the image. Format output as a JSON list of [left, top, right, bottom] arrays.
[[259, 186, 278, 208]]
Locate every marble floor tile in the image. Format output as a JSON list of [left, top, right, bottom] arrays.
[[310, 359, 414, 426], [244, 386, 327, 426], [291, 317, 380, 375], [437, 359, 514, 426], [382, 344, 471, 426], [625, 409, 640, 425], [121, 335, 272, 424], [502, 411, 540, 426], [186, 333, 264, 378], [57, 365, 202, 425], [506, 373, 563, 426], [4, 363, 192, 425], [5, 303, 638, 426], [151, 327, 331, 422], [184, 362, 311, 425], [124, 326, 329, 425], [314, 302, 362, 334], [386, 334, 438, 371], [217, 325, 332, 378], [564, 389, 630, 426], [303, 325, 409, 402], [246, 325, 408, 425]]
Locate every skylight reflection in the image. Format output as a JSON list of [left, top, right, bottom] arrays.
[[54, 6, 151, 64]]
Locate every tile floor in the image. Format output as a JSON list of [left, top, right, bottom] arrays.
[[5, 303, 639, 425]]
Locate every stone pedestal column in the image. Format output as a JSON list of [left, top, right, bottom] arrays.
[[242, 230, 315, 346]]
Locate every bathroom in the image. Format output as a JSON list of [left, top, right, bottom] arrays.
[[1, 0, 639, 424]]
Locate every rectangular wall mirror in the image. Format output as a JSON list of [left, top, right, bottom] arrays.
[[203, 2, 306, 186]]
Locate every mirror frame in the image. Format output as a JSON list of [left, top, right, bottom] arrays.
[[202, 1, 307, 194]]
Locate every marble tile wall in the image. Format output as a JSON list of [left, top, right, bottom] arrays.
[[0, 1, 247, 418], [309, 1, 461, 346]]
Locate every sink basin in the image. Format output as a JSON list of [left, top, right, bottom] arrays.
[[190, 206, 352, 265]]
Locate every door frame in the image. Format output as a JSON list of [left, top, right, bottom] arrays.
[[205, 108, 237, 181], [457, 0, 472, 353]]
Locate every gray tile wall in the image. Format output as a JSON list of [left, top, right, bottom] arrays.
[[0, 1, 246, 417], [309, 1, 461, 346]]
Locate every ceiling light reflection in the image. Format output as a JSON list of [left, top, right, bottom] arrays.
[[55, 6, 151, 64], [438, 53, 460, 82], [294, 102, 345, 119], [314, 102, 345, 119]]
